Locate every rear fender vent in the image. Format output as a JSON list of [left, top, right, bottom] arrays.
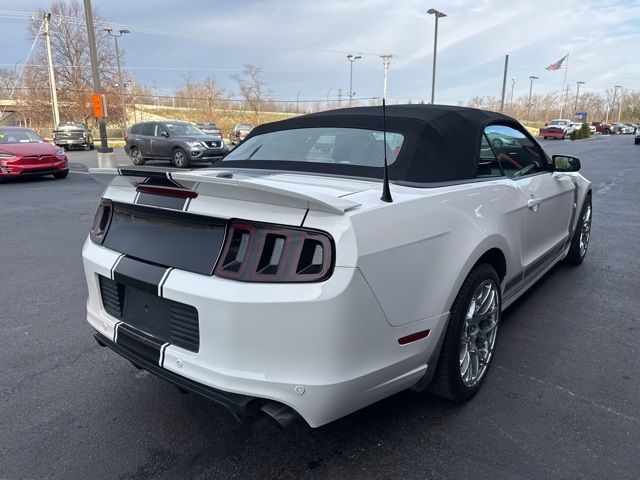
[[99, 276, 124, 318]]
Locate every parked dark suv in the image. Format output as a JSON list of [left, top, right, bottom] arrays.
[[124, 121, 229, 168], [53, 122, 94, 150]]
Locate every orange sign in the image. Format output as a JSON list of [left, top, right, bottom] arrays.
[[91, 93, 106, 118]]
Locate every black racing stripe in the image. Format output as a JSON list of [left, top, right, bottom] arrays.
[[136, 192, 187, 210], [113, 256, 168, 294], [116, 323, 164, 364]]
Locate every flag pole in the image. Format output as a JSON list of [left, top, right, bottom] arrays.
[[559, 52, 569, 118]]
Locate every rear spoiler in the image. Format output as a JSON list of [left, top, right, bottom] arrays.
[[89, 167, 360, 215]]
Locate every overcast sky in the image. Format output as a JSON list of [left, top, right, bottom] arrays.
[[1, 0, 639, 105]]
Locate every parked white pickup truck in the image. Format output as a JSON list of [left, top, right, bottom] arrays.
[[540, 119, 578, 139]]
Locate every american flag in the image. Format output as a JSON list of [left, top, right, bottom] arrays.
[[546, 55, 567, 71]]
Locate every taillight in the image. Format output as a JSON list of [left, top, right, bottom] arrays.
[[90, 199, 113, 245], [214, 220, 334, 282], [124, 135, 128, 142]]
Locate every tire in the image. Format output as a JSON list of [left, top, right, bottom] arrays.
[[430, 263, 501, 402], [53, 170, 69, 179], [565, 195, 592, 265], [172, 148, 189, 168], [543, 136, 548, 140], [634, 138, 640, 145], [83, 144, 90, 151], [130, 147, 145, 166], [561, 133, 566, 140], [90, 142, 95, 150]]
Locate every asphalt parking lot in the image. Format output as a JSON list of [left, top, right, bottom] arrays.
[[1, 135, 639, 479]]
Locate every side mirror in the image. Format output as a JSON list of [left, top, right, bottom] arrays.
[[161, 131, 169, 138], [553, 155, 581, 172]]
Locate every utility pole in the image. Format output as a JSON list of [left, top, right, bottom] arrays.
[[499, 54, 509, 112], [296, 91, 301, 112], [574, 81, 585, 115], [527, 75, 539, 121], [104, 28, 129, 134], [509, 77, 515, 108], [427, 8, 446, 104], [346, 54, 362, 107], [617, 85, 623, 122], [43, 13, 60, 128], [337, 88, 342, 105], [607, 85, 621, 124], [83, 0, 113, 164], [380, 54, 392, 102]]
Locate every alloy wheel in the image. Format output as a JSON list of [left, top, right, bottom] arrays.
[[173, 150, 185, 167], [459, 280, 500, 388], [579, 203, 592, 258]]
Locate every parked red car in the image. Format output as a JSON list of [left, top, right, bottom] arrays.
[[0, 127, 69, 180], [591, 122, 612, 135]]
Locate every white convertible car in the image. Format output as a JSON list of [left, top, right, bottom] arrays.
[[83, 105, 592, 427]]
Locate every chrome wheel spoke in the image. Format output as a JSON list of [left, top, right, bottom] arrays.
[[459, 279, 500, 388]]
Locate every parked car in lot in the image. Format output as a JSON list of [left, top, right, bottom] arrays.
[[195, 122, 223, 138], [0, 126, 68, 179], [229, 123, 254, 145], [591, 122, 612, 134], [86, 105, 592, 427], [124, 121, 229, 168], [635, 127, 640, 144], [53, 122, 94, 150], [539, 119, 578, 139]]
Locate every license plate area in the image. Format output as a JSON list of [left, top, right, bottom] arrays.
[[99, 275, 199, 353]]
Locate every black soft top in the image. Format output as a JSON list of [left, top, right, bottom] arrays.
[[223, 104, 526, 183]]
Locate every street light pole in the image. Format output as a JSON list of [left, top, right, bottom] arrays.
[[527, 75, 539, 121], [574, 81, 585, 114], [346, 54, 362, 107], [427, 8, 446, 104], [296, 91, 301, 113], [326, 88, 333, 106], [104, 28, 129, 134]]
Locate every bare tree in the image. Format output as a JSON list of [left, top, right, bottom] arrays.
[[21, 0, 119, 130], [231, 64, 270, 117]]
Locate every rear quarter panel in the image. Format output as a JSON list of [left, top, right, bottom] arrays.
[[304, 180, 524, 326]]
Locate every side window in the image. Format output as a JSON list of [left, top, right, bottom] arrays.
[[130, 124, 140, 135], [484, 125, 548, 177], [139, 123, 154, 136], [155, 123, 169, 137], [476, 134, 503, 178]]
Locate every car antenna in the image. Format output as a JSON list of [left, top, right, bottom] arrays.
[[380, 98, 393, 203]]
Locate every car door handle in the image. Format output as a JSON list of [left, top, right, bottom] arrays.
[[527, 198, 542, 210]]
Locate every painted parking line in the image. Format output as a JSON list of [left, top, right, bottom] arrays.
[[69, 170, 91, 174]]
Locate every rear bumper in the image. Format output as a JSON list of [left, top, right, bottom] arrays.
[[83, 239, 447, 427], [93, 331, 265, 423], [55, 139, 89, 146]]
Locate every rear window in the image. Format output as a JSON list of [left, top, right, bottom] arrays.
[[223, 127, 404, 167], [139, 124, 155, 136]]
